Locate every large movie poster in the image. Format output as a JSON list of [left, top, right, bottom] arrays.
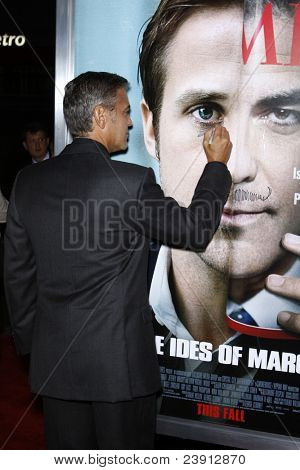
[[145, 0, 300, 438], [72, 0, 300, 439]]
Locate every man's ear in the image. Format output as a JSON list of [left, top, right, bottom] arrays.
[[140, 99, 158, 160], [93, 105, 106, 130], [22, 141, 28, 151]]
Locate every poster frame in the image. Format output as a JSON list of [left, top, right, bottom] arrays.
[[157, 415, 300, 450], [54, 0, 74, 155]]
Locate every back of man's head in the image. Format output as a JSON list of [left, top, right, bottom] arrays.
[[63, 71, 128, 138]]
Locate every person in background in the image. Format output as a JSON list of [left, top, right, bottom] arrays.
[[22, 121, 51, 164], [0, 122, 52, 200]]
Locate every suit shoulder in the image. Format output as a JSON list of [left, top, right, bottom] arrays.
[[14, 158, 52, 183], [110, 161, 151, 184], [109, 161, 153, 197], [111, 160, 148, 177], [13, 159, 63, 197], [14, 162, 39, 185]]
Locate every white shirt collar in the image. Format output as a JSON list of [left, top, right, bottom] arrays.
[[149, 245, 300, 337], [32, 151, 50, 163], [227, 260, 300, 328], [149, 245, 194, 340]]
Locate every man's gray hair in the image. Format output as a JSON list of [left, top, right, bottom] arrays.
[[63, 71, 128, 137]]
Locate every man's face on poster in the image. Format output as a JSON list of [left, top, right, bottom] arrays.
[[143, 5, 300, 279]]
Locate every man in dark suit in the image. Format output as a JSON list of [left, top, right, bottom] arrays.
[[4, 71, 232, 449]]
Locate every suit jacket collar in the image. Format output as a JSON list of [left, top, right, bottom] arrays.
[[61, 138, 110, 158]]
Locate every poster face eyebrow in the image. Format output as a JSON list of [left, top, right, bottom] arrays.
[[254, 90, 300, 109], [175, 91, 229, 111]]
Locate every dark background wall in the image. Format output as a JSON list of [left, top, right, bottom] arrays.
[[0, 0, 56, 198]]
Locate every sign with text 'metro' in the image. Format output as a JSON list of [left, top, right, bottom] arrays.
[[0, 34, 26, 46]]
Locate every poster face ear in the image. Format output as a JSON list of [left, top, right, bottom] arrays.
[[140, 99, 157, 160]]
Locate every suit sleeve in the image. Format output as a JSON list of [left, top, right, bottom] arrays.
[[134, 161, 232, 252], [4, 175, 37, 354]]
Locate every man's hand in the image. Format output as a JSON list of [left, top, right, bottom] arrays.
[[266, 233, 300, 334], [203, 125, 232, 165]]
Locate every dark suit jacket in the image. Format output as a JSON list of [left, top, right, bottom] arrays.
[[4, 138, 231, 402]]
